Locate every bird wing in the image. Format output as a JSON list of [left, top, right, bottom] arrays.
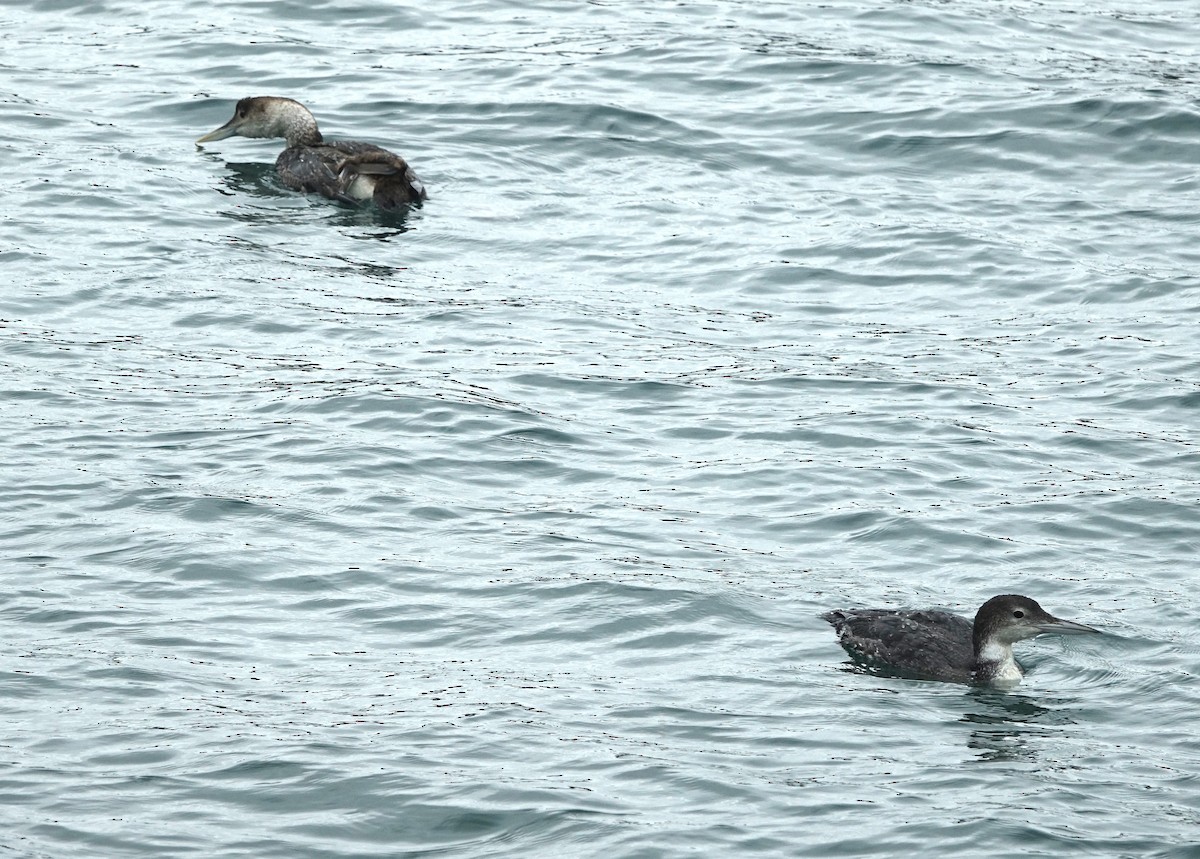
[[275, 146, 359, 204], [323, 140, 407, 174], [276, 141, 426, 208]]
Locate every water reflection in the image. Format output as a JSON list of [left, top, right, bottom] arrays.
[[831, 662, 1090, 763], [199, 158, 421, 234], [199, 158, 281, 200], [962, 688, 1082, 763]]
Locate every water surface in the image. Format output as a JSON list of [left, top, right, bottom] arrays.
[[2, 1, 1199, 856]]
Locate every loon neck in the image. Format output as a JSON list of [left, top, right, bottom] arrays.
[[279, 106, 323, 147], [975, 638, 1023, 685]]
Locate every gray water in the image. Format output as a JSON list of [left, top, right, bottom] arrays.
[[3, 0, 1199, 856]]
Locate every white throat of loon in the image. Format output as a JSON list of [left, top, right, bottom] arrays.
[[975, 639, 1024, 685]]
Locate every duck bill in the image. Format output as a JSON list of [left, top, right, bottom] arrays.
[[196, 118, 240, 144], [1037, 616, 1099, 636]]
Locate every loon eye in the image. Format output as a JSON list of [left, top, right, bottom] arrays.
[[1013, 610, 1025, 619]]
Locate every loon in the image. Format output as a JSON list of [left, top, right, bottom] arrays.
[[824, 594, 1099, 686], [196, 96, 426, 210]]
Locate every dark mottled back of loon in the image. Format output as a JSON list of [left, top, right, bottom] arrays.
[[823, 608, 977, 683]]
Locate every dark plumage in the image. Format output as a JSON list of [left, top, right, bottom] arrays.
[[824, 594, 1099, 686], [197, 96, 426, 210]]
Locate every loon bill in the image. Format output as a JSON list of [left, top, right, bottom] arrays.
[[824, 594, 1099, 686], [196, 96, 426, 210]]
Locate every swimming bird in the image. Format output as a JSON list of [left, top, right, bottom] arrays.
[[824, 594, 1099, 686], [196, 96, 426, 209]]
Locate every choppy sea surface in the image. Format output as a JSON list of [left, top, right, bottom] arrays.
[[3, 1, 1200, 856]]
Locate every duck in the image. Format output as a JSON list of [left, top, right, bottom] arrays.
[[196, 96, 426, 209], [824, 594, 1100, 686]]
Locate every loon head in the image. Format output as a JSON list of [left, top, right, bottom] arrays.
[[197, 96, 322, 148], [971, 594, 1099, 683]]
